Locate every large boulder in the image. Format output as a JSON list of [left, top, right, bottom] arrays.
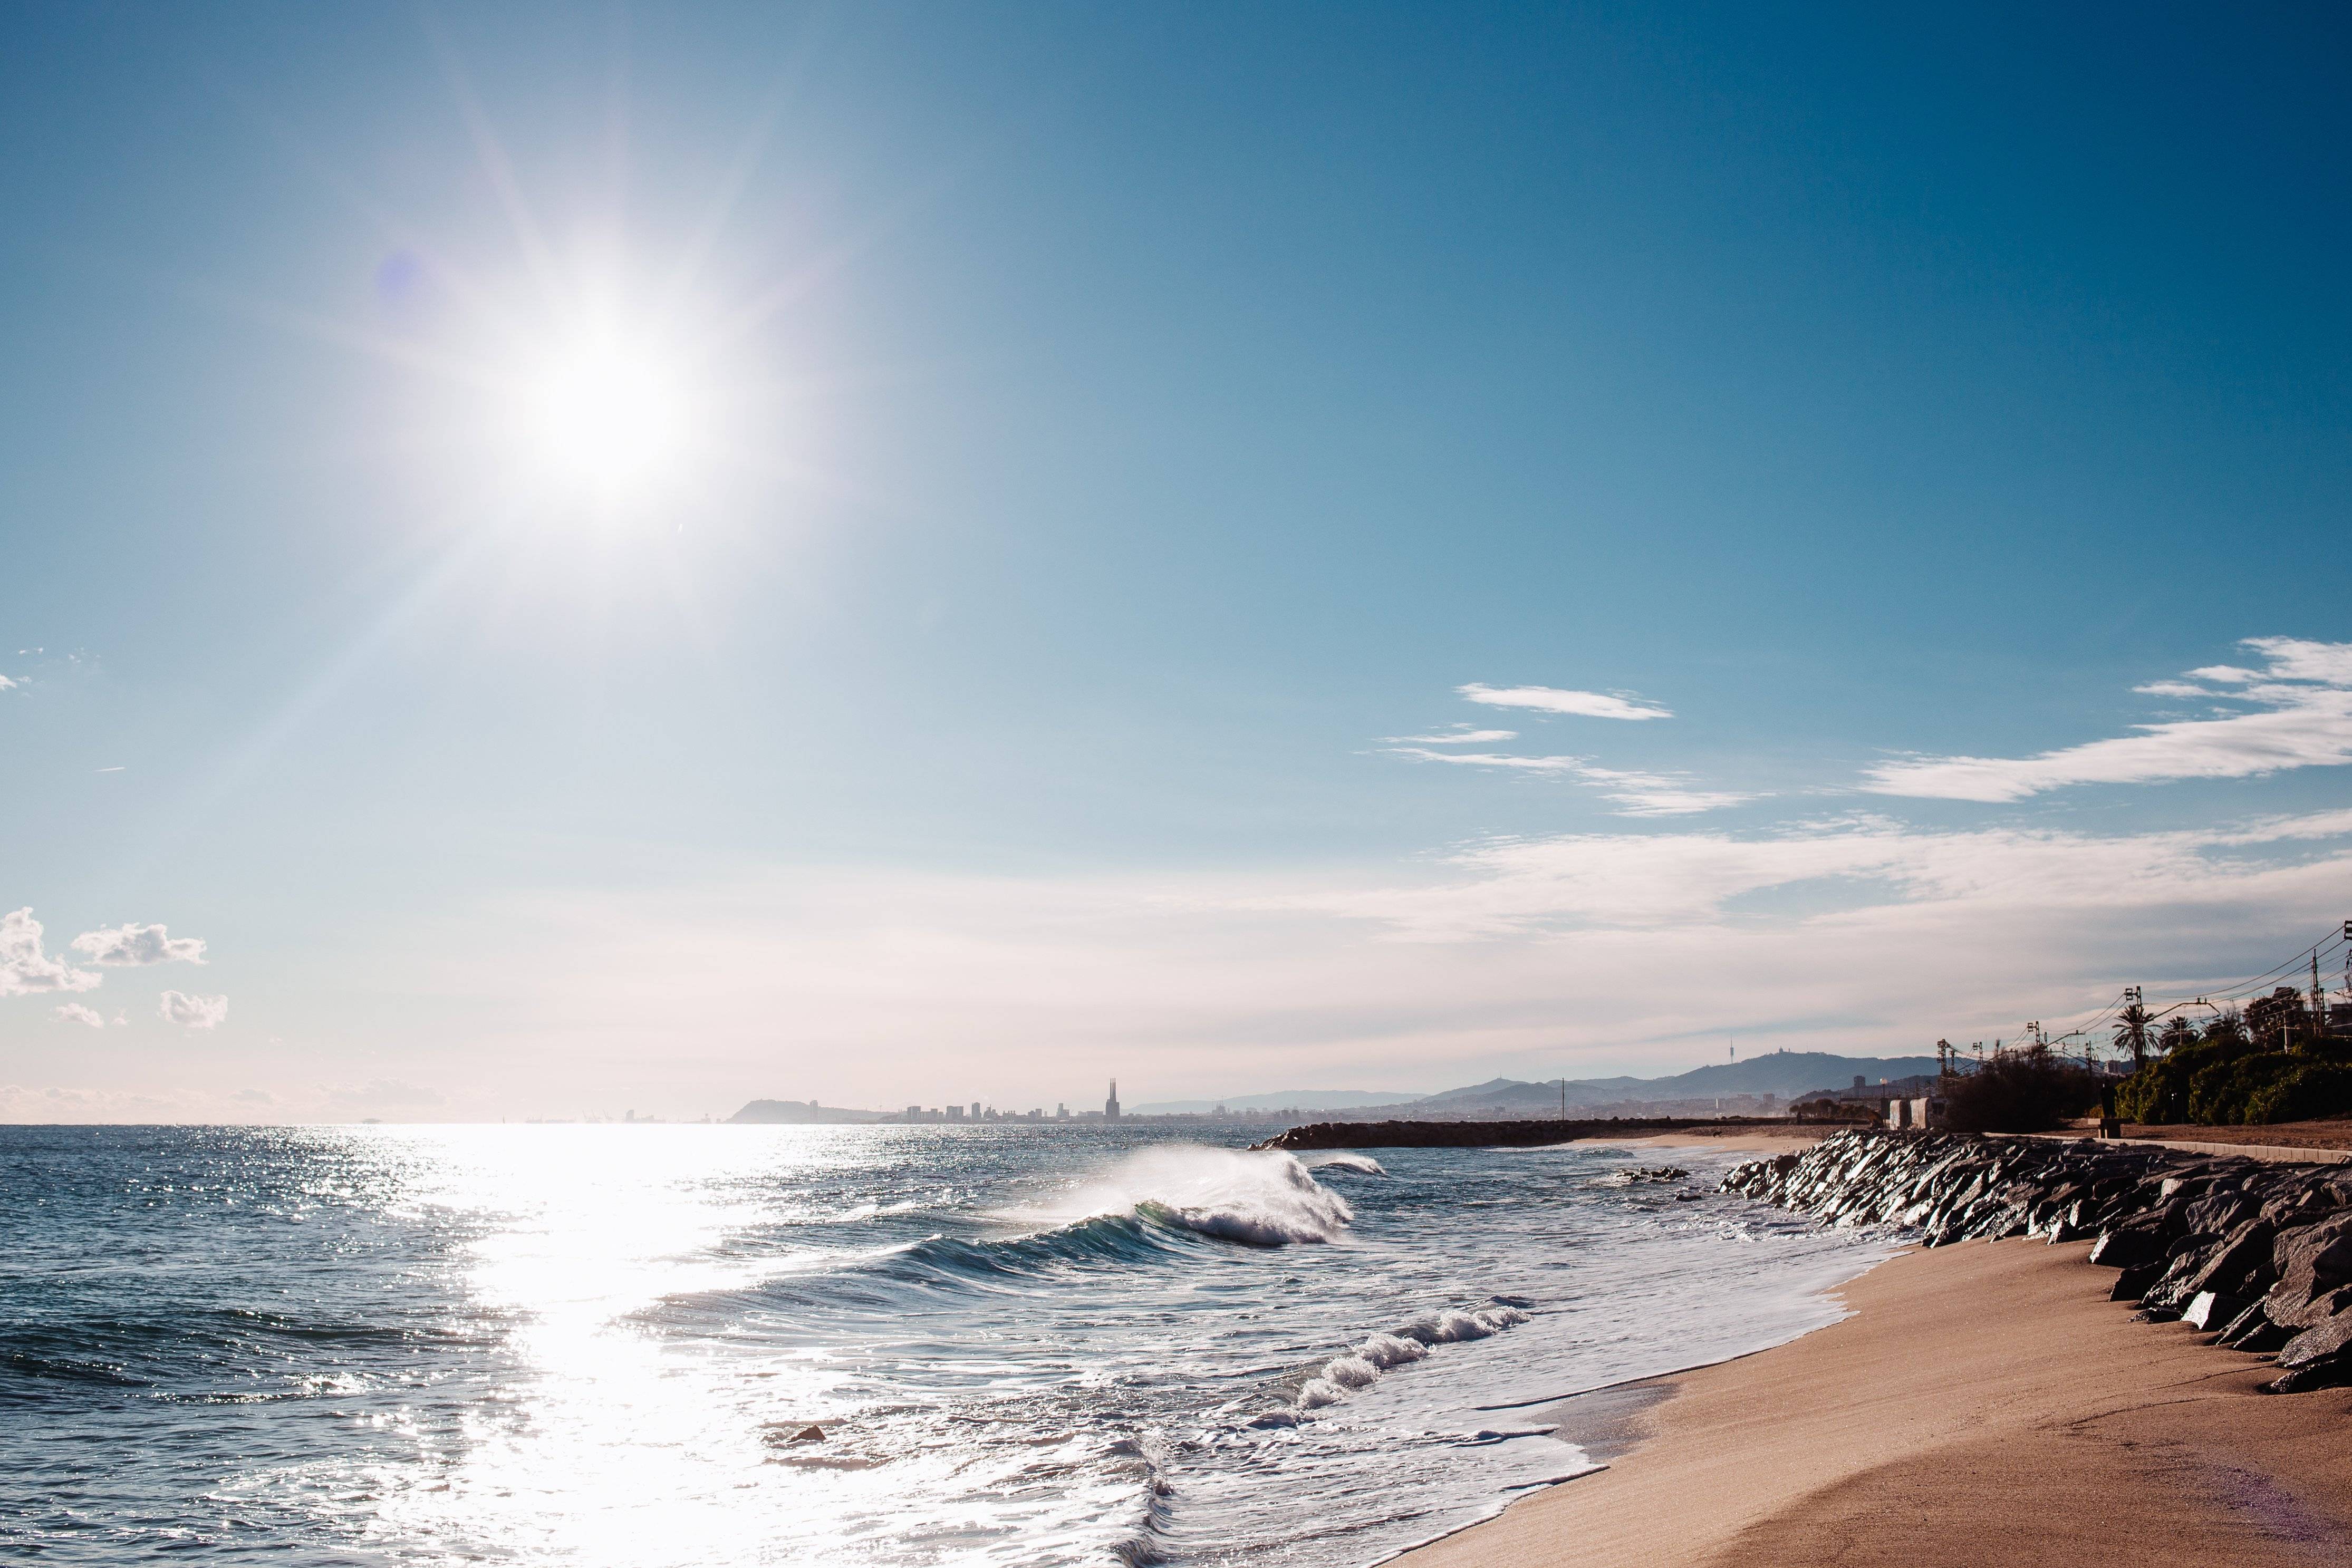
[[2269, 1301, 2352, 1392], [2184, 1219, 2277, 1301], [2269, 1213, 2352, 1315], [2088, 1222, 2163, 1269]]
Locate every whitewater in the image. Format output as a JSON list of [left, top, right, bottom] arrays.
[[0, 1124, 1887, 1565]]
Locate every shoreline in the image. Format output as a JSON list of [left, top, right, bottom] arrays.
[[1399, 1237, 2352, 1567]]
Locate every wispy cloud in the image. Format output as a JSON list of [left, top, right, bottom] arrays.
[[0, 909, 102, 996], [159, 991, 229, 1030], [1381, 727, 1519, 744], [72, 922, 207, 966], [1274, 806, 2352, 941], [0, 674, 18, 692], [52, 1003, 105, 1028], [1865, 637, 2352, 801], [1384, 748, 1752, 816], [1457, 683, 1673, 721]]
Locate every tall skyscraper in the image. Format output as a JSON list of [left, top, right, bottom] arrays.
[[1105, 1079, 1121, 1121]]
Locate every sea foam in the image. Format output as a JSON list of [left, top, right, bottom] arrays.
[[1295, 1301, 1529, 1409]]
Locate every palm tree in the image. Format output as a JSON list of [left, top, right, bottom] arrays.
[[2112, 1002, 2152, 1069]]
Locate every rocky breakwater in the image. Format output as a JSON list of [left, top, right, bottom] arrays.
[[1722, 1129, 2352, 1392], [1254, 1117, 1739, 1152]]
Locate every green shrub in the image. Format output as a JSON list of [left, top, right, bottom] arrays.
[[2115, 1031, 2352, 1125], [2116, 1036, 2254, 1123], [2243, 1063, 2352, 1124]]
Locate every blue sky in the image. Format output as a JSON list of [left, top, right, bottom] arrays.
[[7, 3, 2352, 1120]]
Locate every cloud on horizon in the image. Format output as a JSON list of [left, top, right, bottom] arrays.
[[325, 1078, 444, 1110], [71, 922, 207, 966], [1457, 683, 1672, 721], [1864, 637, 2352, 801]]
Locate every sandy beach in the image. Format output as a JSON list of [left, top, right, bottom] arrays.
[[1402, 1236, 2352, 1567]]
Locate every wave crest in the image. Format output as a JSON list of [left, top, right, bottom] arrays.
[[1296, 1302, 1529, 1409], [1018, 1146, 1353, 1248]]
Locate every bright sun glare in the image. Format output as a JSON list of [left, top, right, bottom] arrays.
[[516, 333, 696, 500]]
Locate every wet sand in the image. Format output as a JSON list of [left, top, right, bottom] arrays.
[[1400, 1238, 2352, 1568]]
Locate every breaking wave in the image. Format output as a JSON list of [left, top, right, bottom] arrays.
[[1301, 1152, 1385, 1176], [1014, 1145, 1353, 1248]]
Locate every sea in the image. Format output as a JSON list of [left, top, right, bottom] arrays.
[[0, 1124, 1888, 1566]]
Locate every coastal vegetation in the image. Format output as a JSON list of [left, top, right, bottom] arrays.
[[2114, 988, 2352, 1126], [1935, 1044, 2098, 1136]]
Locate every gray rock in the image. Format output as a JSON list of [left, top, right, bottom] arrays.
[[2088, 1224, 2162, 1270], [2274, 1303, 2352, 1376], [2110, 1262, 2162, 1302], [2180, 1290, 2245, 1331], [2270, 1213, 2352, 1308]]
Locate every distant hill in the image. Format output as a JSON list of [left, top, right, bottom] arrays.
[[732, 1052, 1951, 1129], [1400, 1052, 1952, 1114], [1127, 1089, 1424, 1115], [729, 1099, 888, 1125]]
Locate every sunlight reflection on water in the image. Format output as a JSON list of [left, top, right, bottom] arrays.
[[4, 1124, 1888, 1567]]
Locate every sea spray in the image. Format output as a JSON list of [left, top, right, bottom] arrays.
[[1011, 1144, 1354, 1246]]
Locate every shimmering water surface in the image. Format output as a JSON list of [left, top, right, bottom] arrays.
[[1, 1125, 1885, 1565]]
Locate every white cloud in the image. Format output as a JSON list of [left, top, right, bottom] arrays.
[[1457, 683, 1673, 721], [1382, 727, 1519, 744], [53, 1003, 105, 1028], [71, 922, 207, 966], [0, 908, 101, 996], [159, 991, 229, 1030], [1384, 748, 1752, 816], [1865, 638, 2352, 801], [384, 812, 2352, 1114], [0, 674, 18, 692], [1278, 810, 2352, 938]]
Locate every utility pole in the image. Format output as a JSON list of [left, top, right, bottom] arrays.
[[2316, 946, 2330, 1043]]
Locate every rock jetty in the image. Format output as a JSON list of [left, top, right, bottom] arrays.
[[1723, 1129, 2352, 1392], [1254, 1116, 1772, 1151]]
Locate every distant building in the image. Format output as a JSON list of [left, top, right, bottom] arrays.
[[1106, 1079, 1121, 1121], [1056, 1102, 1068, 1119]]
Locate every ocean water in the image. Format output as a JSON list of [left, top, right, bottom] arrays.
[[0, 1125, 1886, 1565]]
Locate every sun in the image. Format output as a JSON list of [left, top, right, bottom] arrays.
[[513, 331, 699, 502]]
